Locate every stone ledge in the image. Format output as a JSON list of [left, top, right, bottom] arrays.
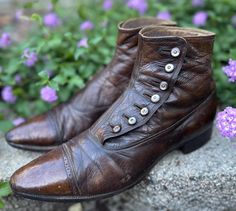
[[1, 126, 236, 211]]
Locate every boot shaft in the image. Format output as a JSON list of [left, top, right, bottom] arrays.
[[133, 26, 216, 97], [108, 18, 176, 79], [91, 26, 217, 147]]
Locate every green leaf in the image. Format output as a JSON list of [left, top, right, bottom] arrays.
[[77, 5, 87, 19], [23, 2, 36, 9], [74, 49, 86, 60], [0, 120, 13, 133], [0, 199, 4, 209], [48, 81, 59, 91], [38, 71, 49, 78], [52, 75, 67, 85], [69, 76, 85, 88], [51, 0, 59, 5], [64, 32, 73, 39], [47, 38, 62, 49], [0, 182, 12, 197], [31, 13, 43, 25]]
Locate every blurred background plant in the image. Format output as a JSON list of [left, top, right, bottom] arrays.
[[0, 0, 235, 134], [0, 181, 11, 208]]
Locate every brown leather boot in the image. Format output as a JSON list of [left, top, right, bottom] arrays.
[[5, 17, 176, 152], [10, 26, 217, 202]]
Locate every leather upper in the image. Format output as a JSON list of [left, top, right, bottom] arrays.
[[10, 26, 217, 199], [6, 18, 176, 149]]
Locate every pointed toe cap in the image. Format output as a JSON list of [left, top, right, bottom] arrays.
[[10, 147, 73, 199], [6, 115, 59, 150]]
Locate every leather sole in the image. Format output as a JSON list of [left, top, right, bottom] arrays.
[[11, 124, 213, 202], [7, 142, 57, 152]]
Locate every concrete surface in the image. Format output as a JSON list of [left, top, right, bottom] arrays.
[[0, 126, 236, 211]]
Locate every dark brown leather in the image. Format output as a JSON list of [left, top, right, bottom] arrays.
[[10, 26, 217, 202], [5, 17, 176, 151]]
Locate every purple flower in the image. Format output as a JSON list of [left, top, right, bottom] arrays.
[[223, 59, 236, 82], [14, 74, 22, 84], [156, 11, 172, 20], [126, 0, 148, 15], [12, 117, 25, 126], [47, 3, 53, 11], [77, 38, 88, 48], [231, 14, 236, 28], [1, 86, 17, 103], [22, 49, 38, 67], [80, 20, 94, 31], [0, 33, 12, 49], [40, 86, 58, 103], [216, 107, 236, 138], [15, 10, 23, 21], [192, 11, 208, 26], [103, 0, 113, 10], [192, 0, 204, 7], [43, 13, 61, 28]]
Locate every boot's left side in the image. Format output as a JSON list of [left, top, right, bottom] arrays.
[[5, 17, 176, 152]]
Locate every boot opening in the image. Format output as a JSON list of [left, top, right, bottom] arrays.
[[140, 26, 215, 39], [120, 17, 176, 30]]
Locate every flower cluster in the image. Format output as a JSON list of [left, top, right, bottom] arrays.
[[223, 59, 236, 82], [193, 11, 208, 26], [13, 117, 25, 126], [40, 86, 58, 103], [80, 20, 94, 31], [1, 86, 17, 104], [103, 0, 113, 11], [43, 12, 61, 28], [77, 38, 88, 48], [126, 0, 148, 15], [156, 11, 172, 20], [0, 33, 11, 49], [22, 49, 38, 67], [216, 107, 236, 138]]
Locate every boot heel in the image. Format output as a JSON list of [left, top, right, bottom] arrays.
[[179, 126, 213, 154]]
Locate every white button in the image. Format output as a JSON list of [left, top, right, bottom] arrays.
[[128, 117, 137, 125], [165, 63, 174, 72], [160, 81, 168, 91], [171, 47, 180, 57], [113, 125, 121, 133], [151, 94, 160, 103], [140, 107, 149, 116]]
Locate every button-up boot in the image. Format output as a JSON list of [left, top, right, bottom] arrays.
[[5, 18, 176, 151], [10, 26, 217, 202]]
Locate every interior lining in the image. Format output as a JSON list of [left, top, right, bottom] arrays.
[[141, 27, 215, 38], [121, 18, 175, 29]]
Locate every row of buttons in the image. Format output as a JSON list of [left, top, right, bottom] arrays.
[[112, 47, 180, 133]]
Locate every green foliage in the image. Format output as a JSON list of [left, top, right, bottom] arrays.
[[0, 181, 12, 208], [0, 0, 235, 132]]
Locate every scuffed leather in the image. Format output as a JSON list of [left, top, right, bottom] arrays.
[[6, 18, 176, 150], [10, 26, 217, 200]]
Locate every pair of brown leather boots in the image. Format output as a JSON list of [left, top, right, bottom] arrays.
[[6, 17, 217, 202]]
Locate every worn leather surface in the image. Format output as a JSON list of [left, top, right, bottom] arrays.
[[10, 26, 217, 200], [5, 18, 176, 150]]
